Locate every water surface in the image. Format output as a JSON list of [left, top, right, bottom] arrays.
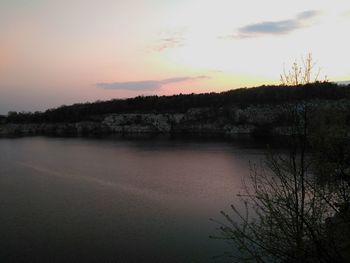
[[0, 136, 266, 262]]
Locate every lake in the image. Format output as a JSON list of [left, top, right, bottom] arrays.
[[0, 136, 267, 262]]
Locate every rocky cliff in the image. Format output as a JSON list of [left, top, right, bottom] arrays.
[[1, 100, 349, 137]]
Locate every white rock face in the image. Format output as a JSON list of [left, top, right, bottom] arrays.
[[102, 113, 183, 133], [102, 109, 259, 135], [223, 124, 255, 135], [234, 105, 281, 125], [2, 100, 348, 137]]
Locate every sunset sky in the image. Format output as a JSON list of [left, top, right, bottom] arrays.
[[1, 0, 350, 114]]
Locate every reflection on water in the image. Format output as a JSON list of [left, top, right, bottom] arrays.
[[0, 136, 266, 262]]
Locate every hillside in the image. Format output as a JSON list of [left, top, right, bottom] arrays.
[[1, 82, 350, 137]]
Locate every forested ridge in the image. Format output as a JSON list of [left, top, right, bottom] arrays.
[[3, 82, 350, 124]]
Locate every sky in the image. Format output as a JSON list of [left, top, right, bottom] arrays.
[[0, 0, 350, 114]]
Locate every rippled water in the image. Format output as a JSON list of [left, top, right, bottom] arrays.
[[0, 136, 267, 262]]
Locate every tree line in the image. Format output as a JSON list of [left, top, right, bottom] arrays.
[[3, 82, 350, 124]]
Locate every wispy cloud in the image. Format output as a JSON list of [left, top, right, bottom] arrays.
[[222, 10, 319, 39], [154, 37, 184, 52], [296, 10, 319, 20], [239, 20, 298, 36], [152, 27, 187, 52], [97, 76, 209, 91]]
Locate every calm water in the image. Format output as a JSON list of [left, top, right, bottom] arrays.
[[0, 136, 267, 263]]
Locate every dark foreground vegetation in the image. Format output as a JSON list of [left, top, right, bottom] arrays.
[[212, 92, 350, 262], [2, 82, 350, 124]]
